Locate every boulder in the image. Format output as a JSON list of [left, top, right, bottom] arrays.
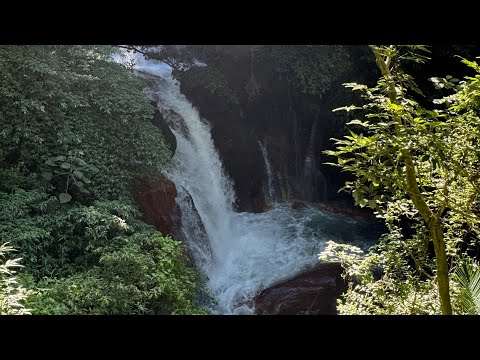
[[254, 262, 346, 315], [134, 176, 179, 236]]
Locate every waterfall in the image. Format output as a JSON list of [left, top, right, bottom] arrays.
[[258, 141, 275, 203], [145, 74, 236, 264], [117, 52, 382, 314]]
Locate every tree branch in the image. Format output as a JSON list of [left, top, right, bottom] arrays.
[[370, 45, 398, 110], [117, 45, 177, 69], [437, 177, 453, 218]]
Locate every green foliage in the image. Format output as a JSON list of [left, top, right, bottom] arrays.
[[0, 45, 205, 314], [43, 154, 100, 200], [323, 45, 480, 314], [0, 243, 31, 315], [453, 259, 480, 315], [264, 45, 352, 97], [180, 66, 239, 104], [0, 45, 172, 199], [27, 227, 206, 315], [320, 235, 441, 315]]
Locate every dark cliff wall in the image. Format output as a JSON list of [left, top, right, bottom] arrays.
[[177, 45, 371, 212], [149, 102, 177, 154]]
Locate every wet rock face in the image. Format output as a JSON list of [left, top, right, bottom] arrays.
[[178, 46, 351, 213], [254, 262, 346, 315], [172, 188, 213, 267], [134, 176, 179, 236], [133, 176, 212, 268]]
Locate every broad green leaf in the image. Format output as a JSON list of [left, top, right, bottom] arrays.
[[42, 172, 53, 181], [59, 193, 72, 203], [358, 198, 368, 207], [79, 187, 90, 194], [73, 170, 84, 178]]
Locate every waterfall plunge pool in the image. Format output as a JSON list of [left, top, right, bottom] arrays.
[[115, 50, 385, 314]]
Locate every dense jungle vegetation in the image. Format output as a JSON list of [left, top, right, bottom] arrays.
[[0, 46, 206, 314]]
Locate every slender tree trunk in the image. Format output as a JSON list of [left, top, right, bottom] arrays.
[[429, 218, 452, 315], [371, 46, 452, 314], [402, 149, 452, 314]]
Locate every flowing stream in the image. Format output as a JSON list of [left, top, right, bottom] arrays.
[[117, 53, 383, 314], [258, 141, 276, 204]]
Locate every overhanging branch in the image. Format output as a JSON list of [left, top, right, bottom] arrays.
[[117, 45, 177, 69]]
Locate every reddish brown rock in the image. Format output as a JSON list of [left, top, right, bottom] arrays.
[[254, 262, 346, 315], [134, 176, 179, 236]]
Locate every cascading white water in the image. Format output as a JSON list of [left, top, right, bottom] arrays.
[[146, 74, 237, 265], [116, 52, 382, 314], [258, 141, 276, 203]]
